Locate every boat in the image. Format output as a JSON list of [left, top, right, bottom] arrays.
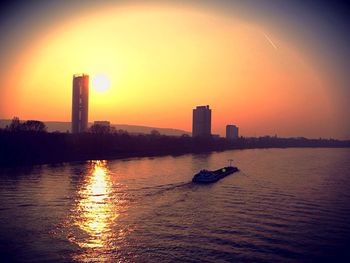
[[192, 165, 239, 184]]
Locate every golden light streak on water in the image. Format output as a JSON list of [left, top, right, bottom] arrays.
[[69, 160, 130, 261], [77, 160, 114, 249]]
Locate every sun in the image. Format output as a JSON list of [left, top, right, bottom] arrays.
[[92, 74, 110, 92]]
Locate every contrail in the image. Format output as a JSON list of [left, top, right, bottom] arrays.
[[263, 32, 278, 50]]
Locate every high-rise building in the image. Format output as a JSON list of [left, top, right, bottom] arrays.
[[93, 121, 110, 127], [192, 105, 211, 137], [72, 74, 89, 133], [226, 124, 239, 140]]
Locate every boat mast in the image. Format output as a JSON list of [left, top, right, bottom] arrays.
[[228, 159, 233, 166]]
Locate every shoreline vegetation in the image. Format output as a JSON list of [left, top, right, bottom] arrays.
[[1, 128, 349, 167]]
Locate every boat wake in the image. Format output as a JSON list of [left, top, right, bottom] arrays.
[[143, 181, 193, 197]]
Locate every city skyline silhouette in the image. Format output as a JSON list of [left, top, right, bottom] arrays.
[[0, 1, 349, 139]]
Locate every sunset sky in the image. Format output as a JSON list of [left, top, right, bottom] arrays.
[[0, 0, 349, 139]]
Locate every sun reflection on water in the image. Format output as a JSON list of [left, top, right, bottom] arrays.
[[69, 160, 130, 261], [77, 160, 115, 248]]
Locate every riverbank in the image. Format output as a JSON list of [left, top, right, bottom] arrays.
[[0, 130, 349, 167]]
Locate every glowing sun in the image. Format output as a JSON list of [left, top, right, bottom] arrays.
[[92, 74, 110, 92]]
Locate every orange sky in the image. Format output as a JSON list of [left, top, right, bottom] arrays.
[[0, 2, 347, 138]]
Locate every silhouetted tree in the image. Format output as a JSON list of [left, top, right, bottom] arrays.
[[150, 129, 161, 136], [6, 118, 47, 132], [7, 117, 21, 131], [22, 120, 47, 132], [117, 129, 129, 135]]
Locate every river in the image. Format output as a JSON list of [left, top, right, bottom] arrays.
[[1, 148, 350, 262]]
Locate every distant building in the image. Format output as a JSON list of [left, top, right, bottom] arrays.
[[226, 124, 239, 140], [72, 74, 89, 133], [93, 121, 110, 127], [192, 105, 211, 137]]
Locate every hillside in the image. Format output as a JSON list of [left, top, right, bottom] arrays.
[[0, 119, 191, 136]]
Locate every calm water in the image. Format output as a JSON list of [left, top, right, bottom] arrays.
[[1, 148, 350, 262]]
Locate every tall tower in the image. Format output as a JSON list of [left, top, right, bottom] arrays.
[[192, 105, 211, 137], [72, 74, 89, 133]]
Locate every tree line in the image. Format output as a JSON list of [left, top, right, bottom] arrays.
[[0, 117, 349, 167]]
